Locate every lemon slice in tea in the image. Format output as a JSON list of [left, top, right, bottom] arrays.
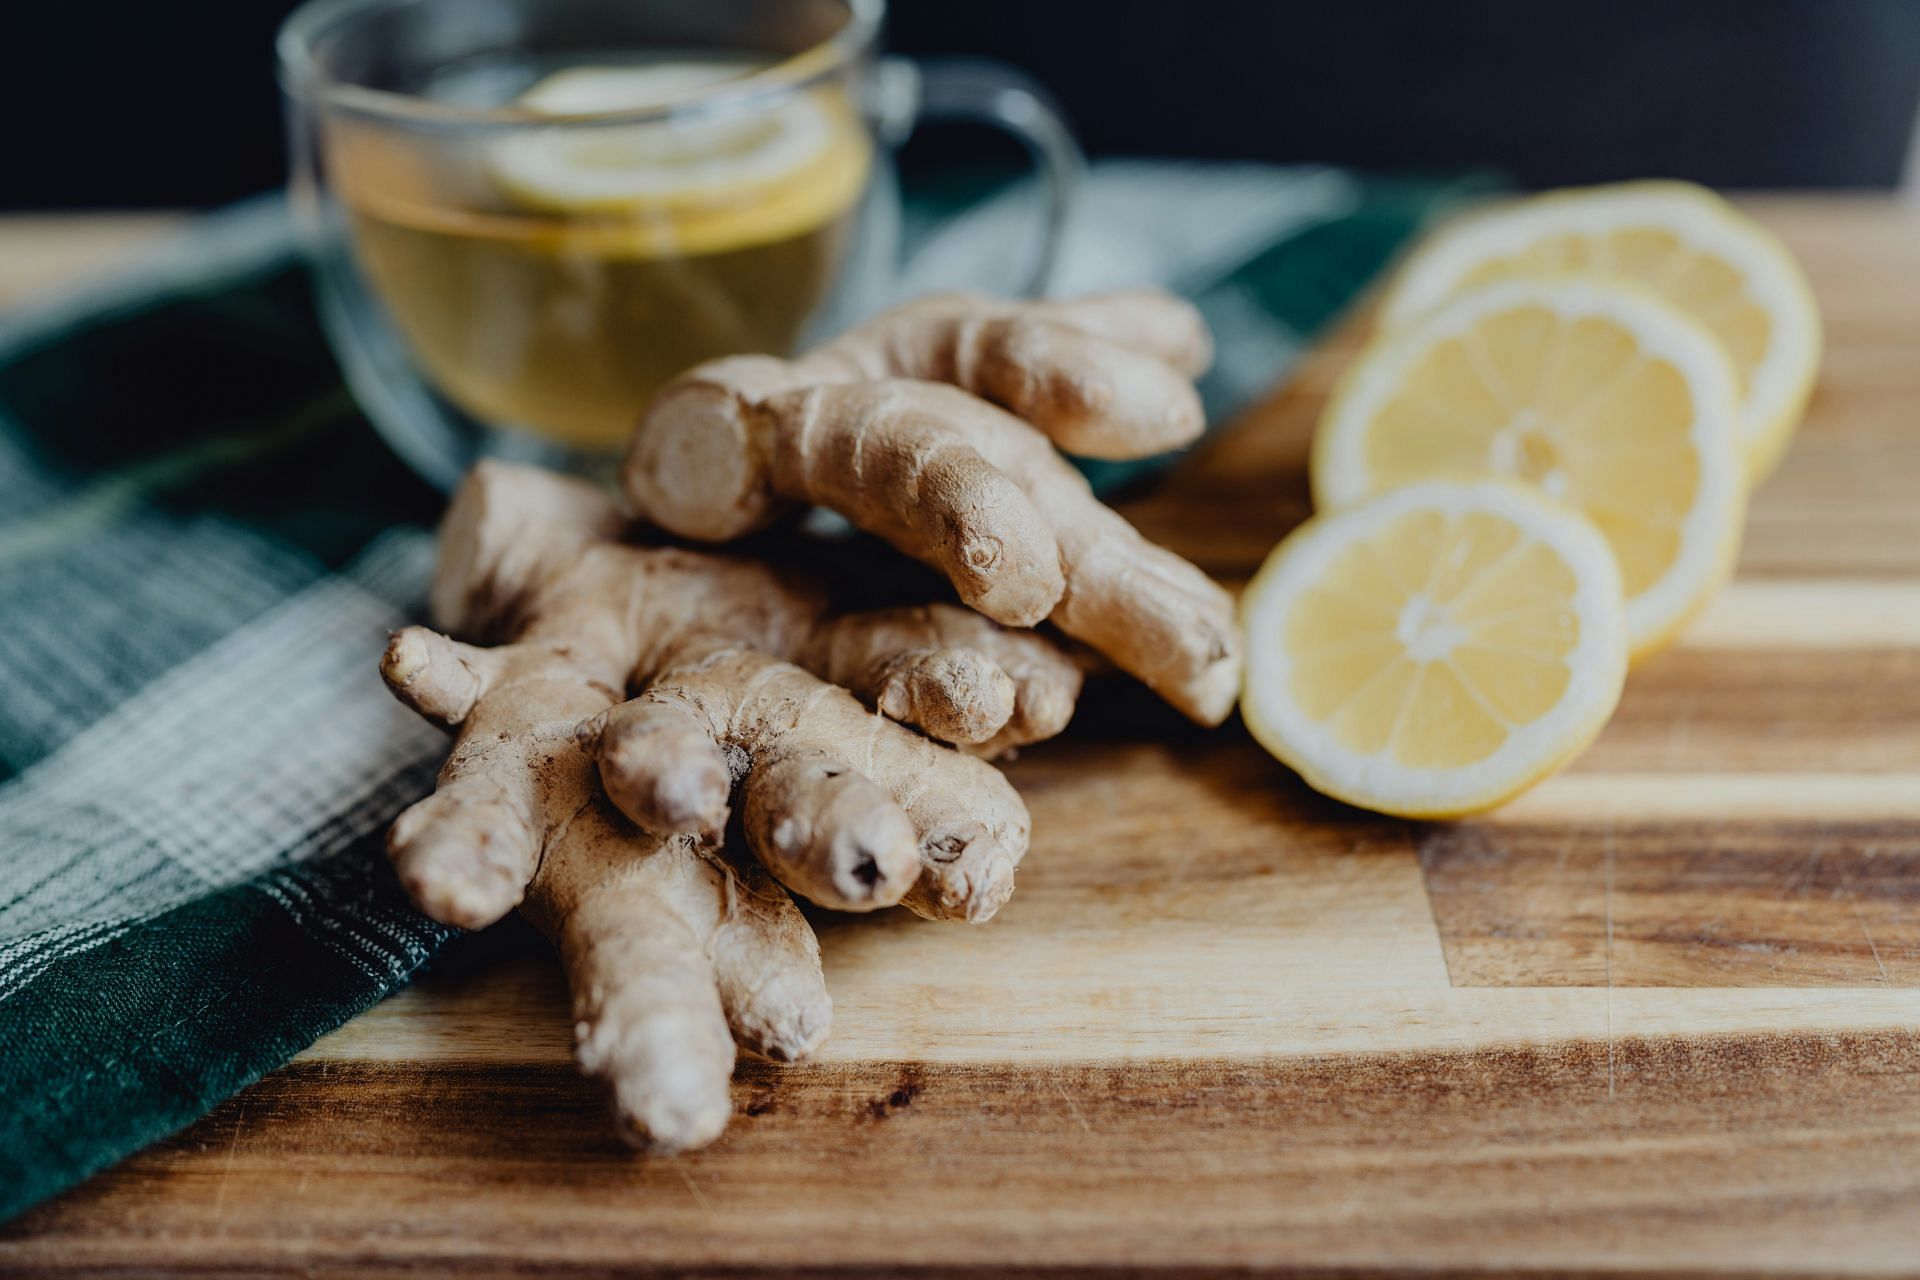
[[486, 63, 870, 253]]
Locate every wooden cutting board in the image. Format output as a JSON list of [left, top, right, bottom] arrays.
[[4, 197, 1919, 1277]]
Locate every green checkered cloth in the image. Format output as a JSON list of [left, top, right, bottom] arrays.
[[0, 163, 1484, 1222]]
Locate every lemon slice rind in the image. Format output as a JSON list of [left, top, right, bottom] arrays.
[[1377, 181, 1820, 482], [1314, 275, 1746, 658], [1242, 479, 1628, 819]]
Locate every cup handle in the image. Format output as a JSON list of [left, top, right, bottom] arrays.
[[870, 56, 1084, 297]]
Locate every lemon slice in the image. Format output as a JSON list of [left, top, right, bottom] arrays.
[[491, 63, 831, 210], [517, 63, 756, 115], [1242, 479, 1628, 818], [483, 64, 870, 254], [1378, 181, 1821, 482], [1314, 275, 1745, 658]]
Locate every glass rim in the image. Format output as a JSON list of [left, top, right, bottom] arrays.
[[275, 0, 883, 128]]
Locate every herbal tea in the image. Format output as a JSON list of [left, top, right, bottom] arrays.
[[328, 58, 872, 449]]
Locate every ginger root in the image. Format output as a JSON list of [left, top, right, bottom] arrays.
[[622, 289, 1243, 725], [381, 288, 1237, 1150], [381, 461, 1081, 1150]]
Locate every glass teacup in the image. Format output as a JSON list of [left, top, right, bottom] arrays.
[[277, 0, 1080, 487]]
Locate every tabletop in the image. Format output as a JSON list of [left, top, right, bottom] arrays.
[[2, 197, 1919, 1277]]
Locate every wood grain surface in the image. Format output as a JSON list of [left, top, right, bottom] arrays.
[[3, 197, 1919, 1277]]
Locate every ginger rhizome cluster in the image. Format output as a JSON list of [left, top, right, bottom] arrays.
[[382, 290, 1239, 1150]]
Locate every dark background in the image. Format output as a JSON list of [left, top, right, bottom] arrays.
[[4, 0, 1918, 209]]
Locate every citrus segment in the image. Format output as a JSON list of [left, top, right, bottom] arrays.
[[1241, 480, 1628, 818], [1314, 276, 1745, 657], [1378, 181, 1821, 480]]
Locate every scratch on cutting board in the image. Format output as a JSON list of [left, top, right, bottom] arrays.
[[676, 1165, 713, 1213], [1841, 843, 1891, 986], [209, 1096, 248, 1222], [1603, 823, 1616, 1100], [1053, 1073, 1093, 1135]]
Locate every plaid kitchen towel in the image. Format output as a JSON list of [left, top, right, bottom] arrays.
[[0, 163, 1487, 1222]]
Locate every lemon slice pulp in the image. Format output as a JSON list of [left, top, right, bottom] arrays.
[[1378, 181, 1821, 481], [1241, 479, 1628, 818], [1314, 275, 1745, 658]]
